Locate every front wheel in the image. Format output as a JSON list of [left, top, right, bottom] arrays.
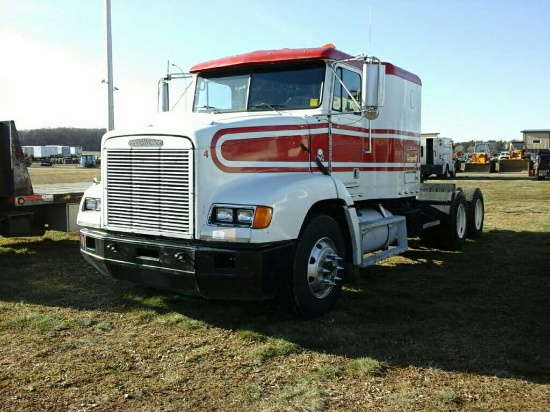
[[289, 214, 346, 318]]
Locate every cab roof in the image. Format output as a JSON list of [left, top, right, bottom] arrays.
[[190, 45, 421, 85], [190, 45, 351, 72]]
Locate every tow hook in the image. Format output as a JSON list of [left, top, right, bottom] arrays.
[[174, 252, 186, 262]]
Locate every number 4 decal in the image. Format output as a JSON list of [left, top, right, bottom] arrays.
[[203, 150, 209, 158]]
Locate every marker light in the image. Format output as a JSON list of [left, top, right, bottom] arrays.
[[252, 206, 273, 229]]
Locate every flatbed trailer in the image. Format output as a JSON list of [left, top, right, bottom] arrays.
[[1, 120, 89, 237]]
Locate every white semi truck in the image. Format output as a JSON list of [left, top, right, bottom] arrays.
[[420, 135, 456, 178], [77, 45, 485, 317]]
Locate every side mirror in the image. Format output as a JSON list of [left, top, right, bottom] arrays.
[[160, 81, 170, 112], [157, 70, 194, 113], [361, 58, 385, 120]]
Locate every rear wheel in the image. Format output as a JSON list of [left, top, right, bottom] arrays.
[[421, 190, 468, 251], [438, 165, 450, 179], [440, 190, 468, 250], [289, 214, 345, 318], [463, 188, 484, 238], [449, 163, 456, 178], [444, 165, 450, 178]]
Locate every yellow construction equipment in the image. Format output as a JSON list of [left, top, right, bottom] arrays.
[[463, 143, 492, 172], [508, 140, 529, 159], [498, 140, 530, 172]]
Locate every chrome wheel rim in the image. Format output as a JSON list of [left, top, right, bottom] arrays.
[[306, 237, 342, 299], [456, 203, 467, 238], [474, 199, 483, 230]]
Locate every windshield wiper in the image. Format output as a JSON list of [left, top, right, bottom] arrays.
[[197, 105, 220, 113], [248, 102, 283, 114]]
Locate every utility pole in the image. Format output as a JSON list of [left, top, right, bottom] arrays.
[[105, 0, 115, 131]]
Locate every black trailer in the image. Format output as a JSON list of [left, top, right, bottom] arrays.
[[0, 120, 89, 237]]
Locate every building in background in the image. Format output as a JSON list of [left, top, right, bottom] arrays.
[[521, 130, 550, 151]]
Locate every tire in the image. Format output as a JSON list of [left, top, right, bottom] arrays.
[[449, 163, 456, 178], [463, 187, 484, 238], [437, 165, 450, 179], [430, 190, 467, 251], [442, 190, 468, 250], [289, 214, 345, 318]]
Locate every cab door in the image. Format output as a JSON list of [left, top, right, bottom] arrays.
[[327, 66, 365, 194]]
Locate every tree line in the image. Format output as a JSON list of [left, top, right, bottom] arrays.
[[18, 127, 106, 151], [16, 129, 513, 155]]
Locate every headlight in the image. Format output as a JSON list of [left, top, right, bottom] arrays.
[[236, 209, 254, 223], [215, 207, 234, 222], [210, 205, 272, 228], [83, 197, 101, 211]]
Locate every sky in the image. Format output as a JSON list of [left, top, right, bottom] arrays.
[[1, 0, 549, 141]]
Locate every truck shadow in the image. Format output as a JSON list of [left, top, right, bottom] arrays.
[[1, 231, 548, 384], [160, 231, 549, 384], [0, 236, 135, 311]]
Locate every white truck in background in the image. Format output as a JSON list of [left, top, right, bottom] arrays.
[[420, 135, 456, 178], [77, 45, 485, 318]]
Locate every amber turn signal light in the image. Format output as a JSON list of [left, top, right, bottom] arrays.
[[252, 206, 273, 229]]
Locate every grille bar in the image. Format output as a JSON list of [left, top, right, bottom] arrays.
[[105, 148, 192, 237]]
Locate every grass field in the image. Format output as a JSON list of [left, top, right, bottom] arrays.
[[1, 170, 549, 411], [26, 163, 100, 185]]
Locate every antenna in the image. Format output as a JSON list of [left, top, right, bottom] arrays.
[[368, 5, 373, 55], [105, 0, 115, 131]]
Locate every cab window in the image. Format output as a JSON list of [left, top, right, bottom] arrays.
[[332, 67, 361, 113]]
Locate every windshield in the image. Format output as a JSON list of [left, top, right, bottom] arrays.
[[474, 144, 490, 153], [510, 142, 524, 150], [193, 62, 325, 113]]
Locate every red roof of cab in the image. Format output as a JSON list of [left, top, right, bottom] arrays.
[[190, 45, 350, 72], [190, 45, 421, 85]]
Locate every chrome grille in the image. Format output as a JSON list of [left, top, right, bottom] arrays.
[[106, 148, 192, 237]]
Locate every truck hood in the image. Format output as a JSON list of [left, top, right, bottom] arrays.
[[101, 110, 318, 148]]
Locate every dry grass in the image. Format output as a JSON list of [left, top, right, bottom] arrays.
[[1, 171, 549, 411], [27, 163, 100, 185]]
